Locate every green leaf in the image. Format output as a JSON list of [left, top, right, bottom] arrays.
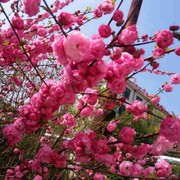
[[86, 6, 91, 12], [112, 0, 117, 3]]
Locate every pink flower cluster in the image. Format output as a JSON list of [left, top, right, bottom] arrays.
[[118, 25, 138, 45], [62, 59, 107, 92], [126, 100, 148, 121], [105, 52, 144, 94], [3, 80, 76, 146], [94, 0, 115, 18], [23, 0, 41, 17], [160, 116, 180, 144], [35, 144, 67, 168]]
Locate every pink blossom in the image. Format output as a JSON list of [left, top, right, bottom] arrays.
[[98, 24, 112, 38], [113, 10, 124, 22], [58, 12, 75, 26], [119, 161, 133, 176], [12, 16, 24, 30], [83, 89, 98, 105], [96, 108, 104, 115], [93, 173, 107, 180], [132, 144, 150, 159], [0, 0, 9, 2], [60, 113, 75, 128], [95, 0, 115, 16], [107, 122, 116, 132], [119, 127, 136, 144], [70, 133, 92, 156], [149, 95, 160, 104], [23, 0, 41, 17], [175, 47, 180, 55], [93, 140, 109, 154], [151, 136, 174, 156], [94, 153, 116, 167], [118, 25, 138, 45], [64, 31, 90, 63], [90, 38, 105, 59], [162, 83, 173, 92], [153, 47, 165, 59], [52, 36, 69, 65], [3, 124, 23, 146], [171, 73, 180, 84], [36, 144, 53, 164], [160, 116, 180, 144], [156, 30, 173, 48], [126, 100, 147, 117], [131, 163, 143, 177], [33, 175, 42, 180], [155, 158, 172, 178], [143, 167, 155, 178], [50, 151, 67, 168], [80, 105, 94, 117]]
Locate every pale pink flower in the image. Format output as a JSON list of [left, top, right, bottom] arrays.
[[60, 113, 76, 128], [118, 25, 138, 45], [162, 83, 173, 92], [131, 163, 143, 177], [80, 105, 94, 117], [156, 30, 173, 48], [171, 73, 180, 84], [96, 0, 115, 15], [153, 47, 165, 59], [107, 122, 116, 132], [64, 31, 90, 63], [119, 161, 133, 176], [33, 175, 42, 180], [155, 158, 172, 178], [151, 136, 174, 156]]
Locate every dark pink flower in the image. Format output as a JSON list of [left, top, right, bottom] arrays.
[[98, 24, 112, 38], [156, 30, 173, 48], [23, 0, 41, 17], [113, 10, 124, 22]]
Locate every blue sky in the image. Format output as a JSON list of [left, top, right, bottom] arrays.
[[1, 0, 180, 115]]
